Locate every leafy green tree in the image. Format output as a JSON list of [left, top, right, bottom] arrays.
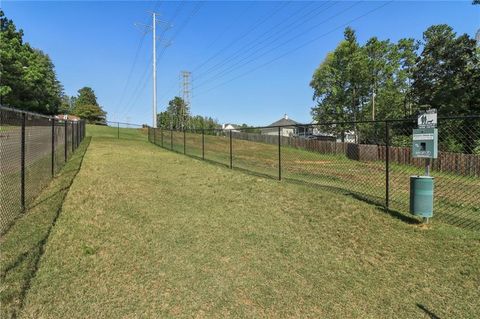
[[72, 104, 106, 124], [75, 87, 98, 107], [58, 94, 73, 114], [157, 97, 189, 129], [71, 87, 106, 123], [396, 38, 419, 116], [311, 27, 369, 140], [412, 24, 480, 115], [0, 10, 63, 114]]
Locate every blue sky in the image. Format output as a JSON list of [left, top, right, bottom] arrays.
[[2, 1, 479, 126]]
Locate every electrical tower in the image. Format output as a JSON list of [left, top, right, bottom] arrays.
[[180, 71, 191, 130]]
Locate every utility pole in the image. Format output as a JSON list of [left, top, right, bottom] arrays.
[[180, 71, 191, 130], [152, 12, 157, 128], [135, 13, 171, 128]]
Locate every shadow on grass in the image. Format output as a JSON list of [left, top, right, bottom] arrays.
[[417, 303, 441, 319], [152, 142, 421, 226], [0, 137, 91, 319], [285, 177, 421, 226], [153, 141, 480, 231]]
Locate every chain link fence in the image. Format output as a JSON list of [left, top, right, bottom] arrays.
[[0, 106, 86, 234], [148, 116, 480, 231], [87, 121, 147, 141]]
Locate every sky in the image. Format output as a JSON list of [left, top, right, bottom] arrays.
[[2, 1, 479, 126]]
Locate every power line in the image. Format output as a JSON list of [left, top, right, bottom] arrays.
[[114, 1, 162, 119], [191, 1, 290, 73], [193, 1, 323, 82], [194, 1, 393, 98], [120, 1, 188, 120], [193, 1, 356, 90]]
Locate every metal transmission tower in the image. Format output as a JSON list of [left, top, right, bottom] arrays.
[[135, 13, 171, 128], [180, 71, 191, 130]]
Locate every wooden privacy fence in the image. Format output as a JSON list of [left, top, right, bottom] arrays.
[[231, 131, 480, 177]]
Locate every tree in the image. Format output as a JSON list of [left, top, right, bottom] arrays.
[[72, 104, 106, 124], [396, 38, 419, 116], [157, 97, 189, 129], [412, 25, 480, 115], [311, 27, 369, 140], [75, 87, 98, 107], [58, 94, 74, 114], [0, 10, 63, 114], [71, 87, 106, 123]]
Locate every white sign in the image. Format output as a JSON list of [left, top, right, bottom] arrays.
[[413, 134, 434, 141], [418, 110, 437, 128]]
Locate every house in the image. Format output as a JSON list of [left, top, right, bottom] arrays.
[[261, 114, 307, 137], [54, 114, 80, 122], [221, 123, 240, 132]]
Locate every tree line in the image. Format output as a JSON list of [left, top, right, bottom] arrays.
[[310, 24, 479, 122], [310, 24, 479, 153], [157, 96, 220, 132], [0, 11, 106, 123]]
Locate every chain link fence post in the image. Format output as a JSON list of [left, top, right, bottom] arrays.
[[278, 126, 282, 181], [117, 122, 120, 139], [202, 128, 205, 160], [20, 112, 26, 211], [71, 122, 74, 153], [385, 120, 390, 209], [161, 128, 164, 147], [51, 118, 55, 177], [64, 120, 67, 162], [229, 129, 233, 169], [170, 129, 173, 150], [183, 129, 186, 154]]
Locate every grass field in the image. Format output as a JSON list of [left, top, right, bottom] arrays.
[[12, 132, 480, 318], [0, 137, 90, 318], [86, 123, 147, 141], [154, 130, 480, 230]]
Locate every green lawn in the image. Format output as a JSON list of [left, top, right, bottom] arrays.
[[155, 130, 480, 230], [0, 137, 90, 318], [86, 123, 147, 141], [14, 133, 480, 318]]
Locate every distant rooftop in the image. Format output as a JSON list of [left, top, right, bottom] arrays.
[[267, 114, 299, 127]]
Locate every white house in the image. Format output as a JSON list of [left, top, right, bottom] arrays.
[[221, 123, 240, 132]]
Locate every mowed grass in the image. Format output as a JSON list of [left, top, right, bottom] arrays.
[[158, 131, 480, 229], [19, 134, 480, 318], [0, 137, 91, 318], [86, 123, 147, 141]]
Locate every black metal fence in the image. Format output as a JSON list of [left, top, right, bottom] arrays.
[[86, 121, 147, 141], [148, 116, 480, 231], [0, 106, 86, 234]]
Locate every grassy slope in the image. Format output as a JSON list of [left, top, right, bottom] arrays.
[[160, 131, 480, 229], [86, 124, 147, 141], [0, 137, 91, 319], [20, 136, 480, 318]]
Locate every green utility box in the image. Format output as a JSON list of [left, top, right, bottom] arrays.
[[410, 176, 434, 218], [412, 128, 438, 158]]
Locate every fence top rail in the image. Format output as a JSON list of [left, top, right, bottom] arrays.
[[149, 114, 480, 132], [0, 105, 86, 124], [105, 121, 144, 127]]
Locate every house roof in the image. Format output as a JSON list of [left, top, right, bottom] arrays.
[[267, 115, 299, 127], [54, 114, 80, 121]]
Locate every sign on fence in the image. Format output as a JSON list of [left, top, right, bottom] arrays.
[[417, 109, 437, 129]]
